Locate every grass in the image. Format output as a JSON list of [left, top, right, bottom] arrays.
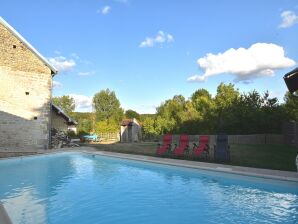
[[229, 144, 298, 171], [86, 142, 157, 156], [85, 142, 298, 172]]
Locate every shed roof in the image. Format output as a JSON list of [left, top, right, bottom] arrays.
[[0, 17, 58, 75], [52, 104, 77, 125]]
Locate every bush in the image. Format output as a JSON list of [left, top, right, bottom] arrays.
[[68, 130, 77, 138], [95, 120, 119, 134]]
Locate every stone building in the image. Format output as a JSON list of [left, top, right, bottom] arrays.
[[120, 118, 142, 142], [0, 17, 57, 150], [51, 104, 77, 133]]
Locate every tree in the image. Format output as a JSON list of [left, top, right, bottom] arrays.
[[52, 95, 75, 114], [190, 88, 215, 132], [93, 89, 124, 123], [125, 109, 140, 120], [142, 117, 158, 138], [77, 118, 92, 135], [156, 95, 187, 133], [94, 120, 119, 133], [71, 112, 94, 135], [283, 91, 298, 121], [215, 83, 240, 110], [214, 83, 240, 131], [191, 89, 214, 117]]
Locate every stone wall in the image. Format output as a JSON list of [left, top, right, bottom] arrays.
[[0, 23, 51, 74], [0, 23, 52, 151]]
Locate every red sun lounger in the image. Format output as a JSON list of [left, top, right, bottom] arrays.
[[156, 134, 172, 156], [193, 135, 209, 159], [173, 134, 189, 156]]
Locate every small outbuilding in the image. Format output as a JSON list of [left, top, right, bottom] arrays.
[[120, 118, 142, 142], [51, 104, 77, 133]]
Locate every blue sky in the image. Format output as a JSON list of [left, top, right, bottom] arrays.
[[1, 0, 298, 113]]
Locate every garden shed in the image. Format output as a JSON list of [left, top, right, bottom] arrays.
[[120, 118, 142, 142], [51, 104, 77, 133]]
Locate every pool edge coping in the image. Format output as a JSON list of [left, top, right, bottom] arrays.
[[0, 202, 12, 224], [81, 149, 298, 183], [1, 148, 297, 183]]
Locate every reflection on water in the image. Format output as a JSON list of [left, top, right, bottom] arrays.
[[0, 153, 76, 223], [0, 153, 297, 224], [4, 187, 47, 224]]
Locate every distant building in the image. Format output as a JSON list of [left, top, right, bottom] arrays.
[[120, 118, 142, 142], [51, 104, 77, 133], [0, 17, 58, 150]]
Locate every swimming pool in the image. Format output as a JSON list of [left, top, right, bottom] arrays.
[[0, 152, 297, 224]]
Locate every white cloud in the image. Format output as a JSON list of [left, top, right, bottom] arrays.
[[187, 43, 296, 83], [48, 56, 76, 72], [69, 94, 93, 112], [139, 31, 174, 48], [53, 80, 62, 89], [70, 53, 80, 60], [97, 6, 111, 15], [78, 71, 95, 76], [279, 10, 298, 28]]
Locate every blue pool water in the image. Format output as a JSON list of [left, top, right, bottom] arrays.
[[0, 152, 297, 224]]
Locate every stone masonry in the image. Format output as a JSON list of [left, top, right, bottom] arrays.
[[0, 21, 55, 151]]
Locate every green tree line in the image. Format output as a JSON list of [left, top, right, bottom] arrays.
[[142, 83, 298, 138], [53, 83, 298, 137]]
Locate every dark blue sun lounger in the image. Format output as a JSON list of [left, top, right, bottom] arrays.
[[214, 134, 230, 162]]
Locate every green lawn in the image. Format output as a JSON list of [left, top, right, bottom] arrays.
[[87, 142, 298, 172], [229, 144, 298, 171]]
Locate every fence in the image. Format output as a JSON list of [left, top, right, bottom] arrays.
[[143, 134, 285, 145], [98, 132, 120, 141], [227, 134, 284, 145], [283, 121, 298, 147]]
